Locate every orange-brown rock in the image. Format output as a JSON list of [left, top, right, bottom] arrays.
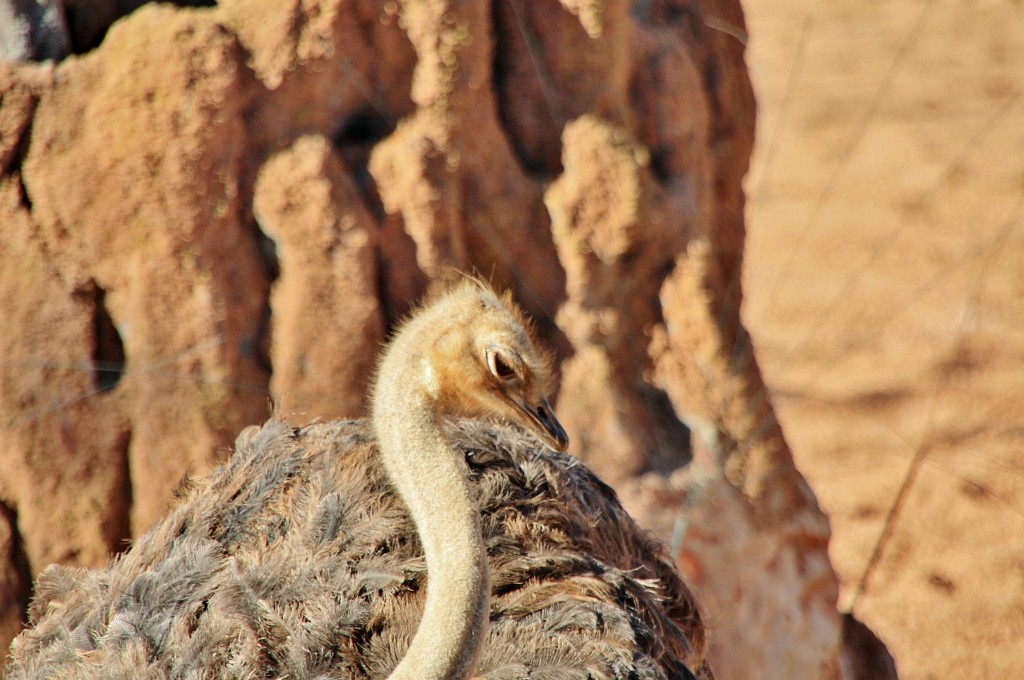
[[0, 0, 856, 677], [547, 115, 691, 482], [253, 135, 384, 420], [13, 7, 271, 544], [643, 243, 841, 679]]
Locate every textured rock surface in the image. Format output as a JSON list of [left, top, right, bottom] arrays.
[[0, 0, 848, 677], [253, 135, 384, 421], [634, 243, 844, 680]]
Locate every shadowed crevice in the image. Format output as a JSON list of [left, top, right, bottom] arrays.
[[331, 111, 428, 328], [332, 109, 395, 224], [3, 96, 38, 212], [87, 283, 126, 393], [71, 280, 126, 393], [64, 0, 217, 55], [637, 385, 694, 474], [15, 172, 32, 212], [252, 232, 277, 377], [334, 110, 393, 148], [841, 613, 899, 680], [104, 428, 134, 555], [490, 0, 565, 179], [0, 502, 32, 631]]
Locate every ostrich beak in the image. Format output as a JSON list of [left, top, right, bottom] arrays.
[[510, 396, 569, 452]]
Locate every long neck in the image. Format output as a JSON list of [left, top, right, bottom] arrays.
[[372, 351, 490, 680]]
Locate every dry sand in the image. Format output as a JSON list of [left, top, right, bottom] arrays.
[[741, 1, 1024, 677]]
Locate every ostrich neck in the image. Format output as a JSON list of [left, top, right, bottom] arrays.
[[372, 356, 490, 680]]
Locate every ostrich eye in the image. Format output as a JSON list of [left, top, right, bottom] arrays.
[[487, 350, 517, 381]]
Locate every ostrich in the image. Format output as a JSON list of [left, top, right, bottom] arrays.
[[7, 281, 712, 679]]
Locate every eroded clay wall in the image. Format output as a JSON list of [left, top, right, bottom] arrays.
[[0, 1, 849, 677]]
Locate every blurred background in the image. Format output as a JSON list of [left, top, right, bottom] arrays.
[[743, 1, 1024, 677]]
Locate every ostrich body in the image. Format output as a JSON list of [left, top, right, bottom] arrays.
[[8, 283, 711, 679]]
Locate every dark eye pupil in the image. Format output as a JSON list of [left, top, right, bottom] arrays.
[[493, 355, 514, 378]]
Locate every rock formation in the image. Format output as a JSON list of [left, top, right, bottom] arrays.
[[0, 0, 853, 677]]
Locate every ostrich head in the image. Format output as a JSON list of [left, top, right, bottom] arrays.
[[417, 282, 569, 453]]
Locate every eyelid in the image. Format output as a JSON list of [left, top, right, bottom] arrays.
[[487, 346, 521, 379]]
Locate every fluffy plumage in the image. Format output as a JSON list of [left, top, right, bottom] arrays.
[[8, 418, 710, 679]]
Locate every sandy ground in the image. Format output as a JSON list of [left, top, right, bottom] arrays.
[[740, 1, 1024, 677]]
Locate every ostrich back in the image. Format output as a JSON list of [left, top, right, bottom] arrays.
[[8, 419, 710, 679]]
